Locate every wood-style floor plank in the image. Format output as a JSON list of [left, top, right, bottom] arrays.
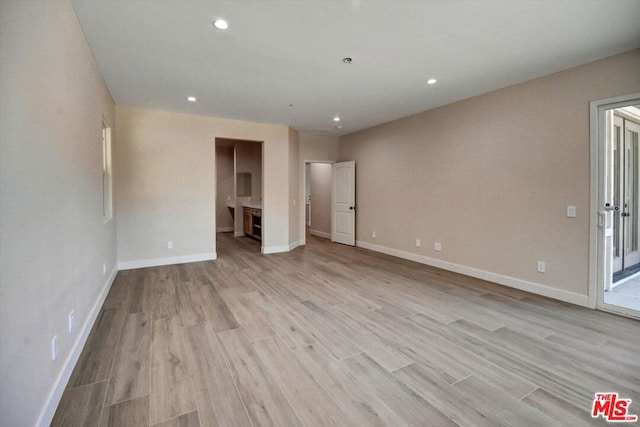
[[106, 312, 151, 405], [150, 316, 196, 425], [293, 343, 408, 427], [301, 299, 413, 371], [340, 353, 456, 426], [53, 232, 640, 426], [175, 281, 207, 326], [451, 374, 560, 426], [521, 388, 608, 427], [151, 411, 200, 427], [393, 363, 505, 427], [68, 307, 127, 387], [217, 328, 303, 427], [100, 396, 149, 427], [182, 323, 252, 427], [252, 335, 354, 426], [51, 381, 107, 427], [198, 283, 239, 332]]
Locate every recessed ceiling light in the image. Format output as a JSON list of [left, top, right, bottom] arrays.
[[213, 19, 228, 30], [333, 116, 341, 122], [187, 96, 197, 102], [427, 78, 437, 85]]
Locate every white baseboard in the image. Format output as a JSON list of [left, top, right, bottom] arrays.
[[261, 241, 301, 254], [262, 245, 289, 254], [36, 267, 118, 427], [356, 240, 590, 307], [310, 229, 331, 239], [216, 226, 234, 232], [234, 231, 244, 237], [118, 252, 216, 270]]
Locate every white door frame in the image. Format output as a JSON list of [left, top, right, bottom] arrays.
[[589, 91, 640, 318]]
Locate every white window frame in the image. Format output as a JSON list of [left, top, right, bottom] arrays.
[[102, 119, 113, 222]]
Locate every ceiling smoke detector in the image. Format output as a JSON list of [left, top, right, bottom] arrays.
[[342, 57, 352, 64]]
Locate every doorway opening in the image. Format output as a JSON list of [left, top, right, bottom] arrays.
[[215, 138, 263, 258], [305, 161, 333, 240], [301, 160, 356, 247], [591, 93, 640, 318]]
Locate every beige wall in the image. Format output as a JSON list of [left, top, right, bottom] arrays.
[[300, 132, 340, 161], [215, 146, 234, 231], [116, 106, 293, 264], [0, 1, 116, 425], [310, 163, 333, 237], [340, 49, 640, 303], [299, 132, 340, 242]]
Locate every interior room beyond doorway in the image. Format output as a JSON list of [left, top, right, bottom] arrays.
[[215, 138, 263, 254], [305, 162, 333, 240]]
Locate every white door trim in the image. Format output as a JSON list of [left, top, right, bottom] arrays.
[[589, 92, 640, 316]]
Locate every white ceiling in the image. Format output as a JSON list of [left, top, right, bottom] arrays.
[[71, 0, 640, 135]]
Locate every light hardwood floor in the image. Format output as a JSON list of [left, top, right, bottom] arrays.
[[53, 233, 640, 426]]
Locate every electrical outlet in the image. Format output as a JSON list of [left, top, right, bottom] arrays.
[[415, 238, 421, 247], [434, 241, 442, 252], [167, 241, 173, 249], [567, 205, 576, 218], [537, 261, 546, 273], [372, 231, 376, 239], [51, 336, 57, 361], [68, 311, 75, 333]]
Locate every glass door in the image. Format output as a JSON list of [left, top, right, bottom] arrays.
[[611, 113, 640, 281]]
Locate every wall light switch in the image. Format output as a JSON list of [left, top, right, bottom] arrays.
[[167, 241, 173, 249], [567, 205, 576, 218], [372, 231, 376, 239]]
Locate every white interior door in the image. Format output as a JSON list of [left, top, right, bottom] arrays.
[[331, 161, 355, 246]]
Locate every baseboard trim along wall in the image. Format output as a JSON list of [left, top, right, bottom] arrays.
[[37, 267, 118, 427], [356, 240, 590, 308], [216, 226, 234, 232], [310, 229, 331, 239], [263, 244, 291, 255], [118, 252, 216, 270]]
